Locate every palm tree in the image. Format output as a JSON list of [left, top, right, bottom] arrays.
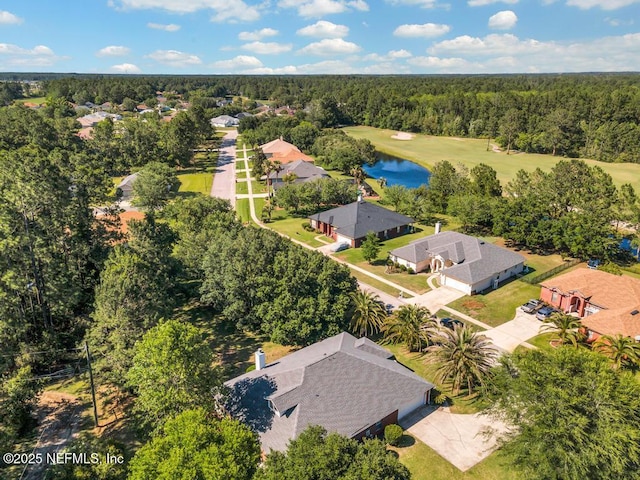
[[427, 325, 498, 396], [382, 304, 435, 352], [349, 290, 387, 337], [542, 313, 585, 347], [594, 334, 640, 369], [378, 176, 387, 188], [350, 166, 365, 187]]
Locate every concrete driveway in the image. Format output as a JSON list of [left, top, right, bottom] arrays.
[[483, 308, 544, 352], [405, 286, 466, 313], [400, 406, 508, 471]]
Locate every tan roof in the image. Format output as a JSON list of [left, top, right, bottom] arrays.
[[542, 267, 640, 338], [260, 138, 300, 155], [270, 149, 314, 164], [541, 267, 640, 309], [582, 308, 640, 339]]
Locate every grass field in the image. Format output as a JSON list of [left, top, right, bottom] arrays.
[[236, 198, 251, 223], [391, 436, 523, 480], [447, 280, 542, 327], [267, 215, 325, 248], [236, 180, 249, 195], [343, 126, 640, 192], [15, 96, 47, 104], [177, 172, 213, 196]]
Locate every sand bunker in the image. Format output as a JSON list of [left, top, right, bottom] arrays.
[[391, 131, 414, 140]]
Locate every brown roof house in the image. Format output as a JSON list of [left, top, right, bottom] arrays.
[[540, 267, 640, 341], [389, 228, 525, 295], [224, 332, 434, 453], [259, 137, 313, 164], [309, 200, 414, 248]]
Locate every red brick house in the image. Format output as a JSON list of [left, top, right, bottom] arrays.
[[540, 268, 640, 340], [308, 200, 414, 248]]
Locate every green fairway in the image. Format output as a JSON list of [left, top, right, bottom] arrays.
[[177, 172, 213, 196], [343, 126, 640, 192]]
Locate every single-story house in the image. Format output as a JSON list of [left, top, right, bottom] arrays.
[[224, 332, 434, 453], [389, 229, 525, 295], [266, 160, 330, 191], [116, 173, 139, 200], [235, 112, 254, 119], [259, 137, 314, 164], [210, 115, 239, 127], [309, 200, 414, 248], [540, 268, 640, 340], [77, 111, 122, 128]]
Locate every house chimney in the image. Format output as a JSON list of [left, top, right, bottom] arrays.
[[357, 193, 363, 202], [255, 349, 266, 371], [435, 221, 442, 234]]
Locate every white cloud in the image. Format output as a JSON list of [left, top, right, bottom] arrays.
[[147, 22, 181, 31], [111, 63, 142, 73], [0, 11, 23, 24], [0, 44, 64, 68], [468, 0, 518, 6], [113, 0, 261, 22], [96, 45, 131, 57], [241, 41, 293, 54], [488, 10, 518, 29], [212, 55, 264, 70], [425, 32, 640, 72], [297, 20, 349, 38], [239, 28, 278, 41], [385, 0, 438, 7], [604, 17, 634, 26], [147, 49, 202, 67], [394, 23, 450, 38], [566, 0, 640, 9], [408, 56, 471, 69], [298, 38, 361, 55], [278, 0, 368, 17], [363, 49, 412, 62]]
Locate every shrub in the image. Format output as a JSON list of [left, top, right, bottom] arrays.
[[399, 264, 407, 272], [407, 267, 415, 275], [384, 424, 403, 446], [302, 222, 315, 232]]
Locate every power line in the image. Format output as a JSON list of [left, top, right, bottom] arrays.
[[0, 346, 83, 359]]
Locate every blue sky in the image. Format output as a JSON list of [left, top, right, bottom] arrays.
[[1, 0, 639, 74]]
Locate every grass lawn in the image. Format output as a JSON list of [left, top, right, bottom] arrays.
[[236, 181, 249, 195], [236, 198, 251, 223], [383, 343, 486, 414], [350, 270, 410, 298], [391, 436, 523, 480], [15, 96, 47, 104], [177, 172, 213, 196], [523, 332, 556, 353], [343, 126, 640, 192], [251, 180, 268, 194], [447, 280, 542, 327], [267, 215, 325, 248]]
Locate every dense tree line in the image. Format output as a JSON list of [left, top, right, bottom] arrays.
[[274, 177, 357, 213], [34, 73, 640, 163]]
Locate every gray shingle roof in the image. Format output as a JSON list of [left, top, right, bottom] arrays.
[[390, 231, 525, 285], [308, 201, 414, 240], [224, 332, 433, 453], [267, 159, 329, 180]]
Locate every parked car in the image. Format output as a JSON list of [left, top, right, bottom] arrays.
[[521, 299, 542, 314], [587, 259, 600, 269], [440, 317, 464, 330], [385, 304, 396, 315], [536, 306, 556, 321], [330, 241, 350, 253]]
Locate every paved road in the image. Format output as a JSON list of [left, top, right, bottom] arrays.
[[210, 129, 237, 206]]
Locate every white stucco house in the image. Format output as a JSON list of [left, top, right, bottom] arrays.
[[389, 230, 525, 295]]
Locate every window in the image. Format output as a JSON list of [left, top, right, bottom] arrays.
[[551, 292, 558, 303], [375, 421, 383, 432]]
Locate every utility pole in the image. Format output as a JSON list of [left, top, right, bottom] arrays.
[[84, 341, 99, 428]]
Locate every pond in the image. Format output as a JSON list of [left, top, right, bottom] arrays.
[[363, 152, 431, 189]]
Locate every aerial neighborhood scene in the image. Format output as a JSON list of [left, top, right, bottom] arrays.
[[2, 1, 640, 479]]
